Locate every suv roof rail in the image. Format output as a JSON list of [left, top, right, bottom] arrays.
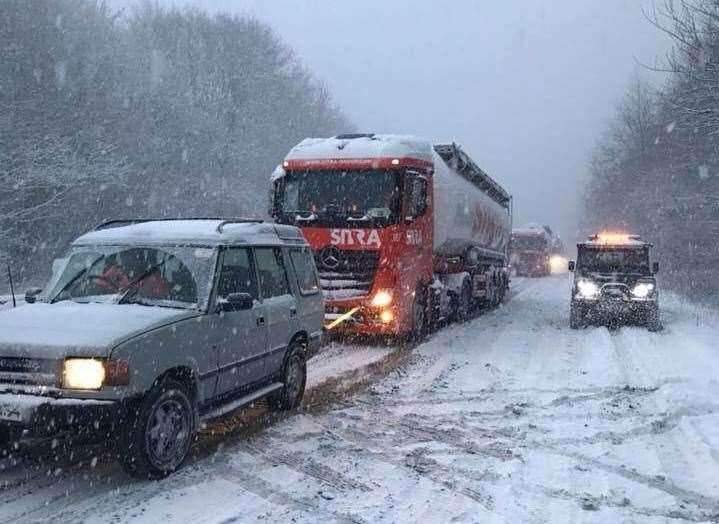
[[334, 133, 375, 140], [216, 218, 265, 233], [95, 217, 263, 232]]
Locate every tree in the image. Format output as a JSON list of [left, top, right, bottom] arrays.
[[0, 0, 351, 283]]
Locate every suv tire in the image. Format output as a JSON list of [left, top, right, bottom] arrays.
[[647, 304, 661, 332], [569, 303, 584, 329], [268, 345, 306, 412], [119, 378, 196, 480]]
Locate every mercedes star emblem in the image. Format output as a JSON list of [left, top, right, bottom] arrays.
[[320, 246, 341, 269]]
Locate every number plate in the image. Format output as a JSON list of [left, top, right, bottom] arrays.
[[0, 405, 23, 422]]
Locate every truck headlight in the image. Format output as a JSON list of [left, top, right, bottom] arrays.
[[631, 283, 655, 298], [577, 280, 600, 299], [370, 290, 393, 308], [63, 358, 105, 390]]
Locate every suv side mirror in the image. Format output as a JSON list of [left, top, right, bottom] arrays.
[[568, 260, 575, 272], [25, 287, 43, 304], [652, 262, 659, 274], [218, 292, 253, 312]]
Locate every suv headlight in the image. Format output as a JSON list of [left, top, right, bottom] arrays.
[[631, 282, 655, 298], [577, 279, 600, 299], [63, 358, 105, 389]]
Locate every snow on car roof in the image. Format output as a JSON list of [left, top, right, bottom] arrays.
[[284, 134, 434, 163], [74, 219, 306, 247]]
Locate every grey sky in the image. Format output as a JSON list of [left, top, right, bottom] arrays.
[[116, 0, 672, 242]]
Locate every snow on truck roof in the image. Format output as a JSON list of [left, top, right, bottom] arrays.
[[284, 134, 435, 164], [278, 134, 512, 206], [512, 228, 546, 237], [74, 219, 306, 247]]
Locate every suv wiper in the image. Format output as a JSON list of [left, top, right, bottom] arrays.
[[50, 255, 104, 304], [118, 260, 167, 304]]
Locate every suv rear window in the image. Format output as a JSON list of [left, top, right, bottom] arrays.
[[255, 248, 290, 298], [290, 248, 320, 294]]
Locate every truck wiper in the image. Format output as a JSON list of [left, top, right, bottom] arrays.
[[295, 213, 317, 222]]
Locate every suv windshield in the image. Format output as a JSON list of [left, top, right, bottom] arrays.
[[513, 236, 547, 250], [578, 246, 650, 275], [277, 169, 401, 225], [47, 245, 216, 309]]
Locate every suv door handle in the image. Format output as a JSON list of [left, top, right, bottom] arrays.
[[256, 316, 265, 326], [289, 307, 297, 316]]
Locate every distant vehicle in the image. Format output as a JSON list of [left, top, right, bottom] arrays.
[[0, 219, 323, 478], [568, 233, 660, 330], [511, 223, 563, 276], [270, 134, 512, 339]]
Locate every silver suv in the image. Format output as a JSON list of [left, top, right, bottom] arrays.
[[0, 218, 323, 478]]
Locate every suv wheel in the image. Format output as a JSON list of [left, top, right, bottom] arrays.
[[647, 304, 661, 332], [119, 378, 196, 479], [268, 345, 306, 412], [569, 303, 584, 329]]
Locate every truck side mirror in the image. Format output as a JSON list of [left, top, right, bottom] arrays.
[[25, 287, 43, 304], [568, 260, 575, 272], [652, 262, 659, 274], [218, 292, 253, 312]]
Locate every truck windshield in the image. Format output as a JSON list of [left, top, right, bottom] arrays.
[[513, 237, 547, 250], [578, 247, 650, 275], [47, 245, 216, 309], [278, 169, 401, 225]]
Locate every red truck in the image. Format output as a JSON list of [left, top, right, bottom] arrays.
[[510, 223, 565, 277], [270, 134, 512, 339]]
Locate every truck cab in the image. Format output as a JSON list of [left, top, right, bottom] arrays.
[[271, 134, 512, 339], [511, 228, 551, 277], [568, 233, 660, 330]]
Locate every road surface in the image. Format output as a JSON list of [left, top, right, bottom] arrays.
[[1, 275, 718, 523]]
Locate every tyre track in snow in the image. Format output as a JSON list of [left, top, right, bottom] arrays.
[[604, 326, 719, 518], [324, 386, 719, 521], [313, 276, 719, 521]]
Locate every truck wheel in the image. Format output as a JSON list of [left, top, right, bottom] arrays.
[[453, 281, 472, 322], [268, 345, 306, 411], [647, 305, 661, 332], [410, 289, 427, 341], [569, 304, 584, 329], [119, 378, 196, 480]]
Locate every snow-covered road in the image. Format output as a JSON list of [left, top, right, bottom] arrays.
[[2, 275, 719, 523]]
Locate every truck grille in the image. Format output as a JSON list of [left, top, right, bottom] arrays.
[[315, 248, 379, 300]]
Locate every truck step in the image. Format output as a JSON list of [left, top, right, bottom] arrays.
[[200, 382, 283, 421]]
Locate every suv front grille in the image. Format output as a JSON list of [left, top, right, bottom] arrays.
[[314, 249, 379, 300], [0, 357, 58, 387]]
